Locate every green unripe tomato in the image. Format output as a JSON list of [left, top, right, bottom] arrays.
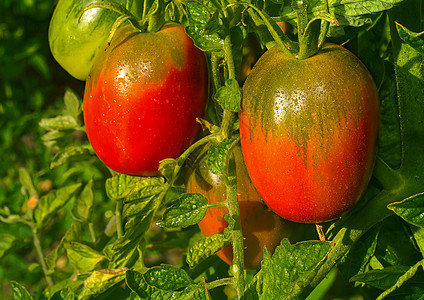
[[48, 0, 141, 80]]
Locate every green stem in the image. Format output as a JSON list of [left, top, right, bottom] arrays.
[[211, 54, 222, 92], [373, 156, 404, 191], [32, 225, 53, 287], [318, 0, 330, 48], [226, 153, 245, 299], [115, 200, 124, 239], [88, 222, 96, 243], [245, 5, 296, 56], [223, 34, 236, 80], [206, 277, 235, 290], [172, 134, 221, 183], [208, 202, 228, 208], [221, 33, 237, 139]]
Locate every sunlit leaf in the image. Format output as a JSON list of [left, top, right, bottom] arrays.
[[158, 193, 208, 228], [10, 281, 33, 300], [388, 193, 424, 228], [72, 178, 94, 223], [50, 145, 92, 169], [187, 232, 231, 268], [33, 184, 81, 229], [214, 79, 242, 112], [65, 242, 107, 272], [78, 268, 127, 300], [261, 239, 333, 299]]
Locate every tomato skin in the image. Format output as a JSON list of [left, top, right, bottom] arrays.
[[49, 0, 141, 81], [83, 25, 208, 176], [186, 144, 295, 269], [239, 44, 380, 223]]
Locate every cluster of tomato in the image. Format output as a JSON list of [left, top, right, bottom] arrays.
[[49, 0, 379, 269]]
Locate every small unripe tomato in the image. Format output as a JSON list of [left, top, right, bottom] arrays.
[[186, 143, 296, 269], [83, 25, 209, 176], [239, 44, 380, 223]]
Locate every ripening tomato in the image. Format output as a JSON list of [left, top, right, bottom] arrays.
[[49, 0, 141, 80], [239, 44, 380, 223], [186, 143, 296, 269], [83, 25, 208, 176]]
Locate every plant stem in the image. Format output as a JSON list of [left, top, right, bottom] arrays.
[[31, 225, 53, 287], [223, 34, 236, 80], [88, 222, 96, 243], [116, 200, 124, 239], [206, 277, 235, 290], [226, 161, 245, 299], [243, 5, 297, 55], [211, 54, 222, 92], [373, 156, 404, 191]]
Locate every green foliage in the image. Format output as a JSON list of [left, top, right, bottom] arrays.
[[159, 193, 209, 228], [3, 0, 424, 299]]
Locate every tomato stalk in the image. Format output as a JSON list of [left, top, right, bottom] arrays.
[[243, 4, 296, 56], [31, 224, 54, 287], [205, 277, 235, 290], [221, 24, 246, 297], [225, 148, 245, 299], [373, 156, 404, 191], [88, 222, 96, 243]]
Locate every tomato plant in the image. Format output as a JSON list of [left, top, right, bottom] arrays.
[[83, 24, 208, 176], [239, 43, 380, 223], [48, 0, 141, 80], [186, 143, 295, 269], [3, 0, 424, 299]]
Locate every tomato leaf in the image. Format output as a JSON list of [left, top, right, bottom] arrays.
[[50, 145, 92, 169], [158, 158, 178, 182], [186, 232, 231, 268], [350, 265, 410, 290], [110, 191, 164, 268], [78, 268, 127, 300], [47, 287, 75, 300], [71, 178, 94, 223], [207, 139, 237, 175], [126, 270, 208, 298], [396, 22, 424, 56], [143, 265, 193, 290], [261, 239, 333, 299], [18, 168, 37, 198], [0, 234, 17, 260], [283, 0, 405, 28], [388, 193, 424, 228], [106, 174, 165, 202], [185, 1, 224, 51], [350, 260, 424, 300], [46, 222, 82, 270], [338, 224, 380, 281], [33, 183, 81, 229], [10, 281, 33, 300], [65, 241, 107, 272], [214, 79, 242, 112], [64, 88, 81, 121], [158, 193, 208, 228], [39, 115, 80, 131]]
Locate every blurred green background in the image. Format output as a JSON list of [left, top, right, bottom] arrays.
[[0, 0, 84, 294]]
